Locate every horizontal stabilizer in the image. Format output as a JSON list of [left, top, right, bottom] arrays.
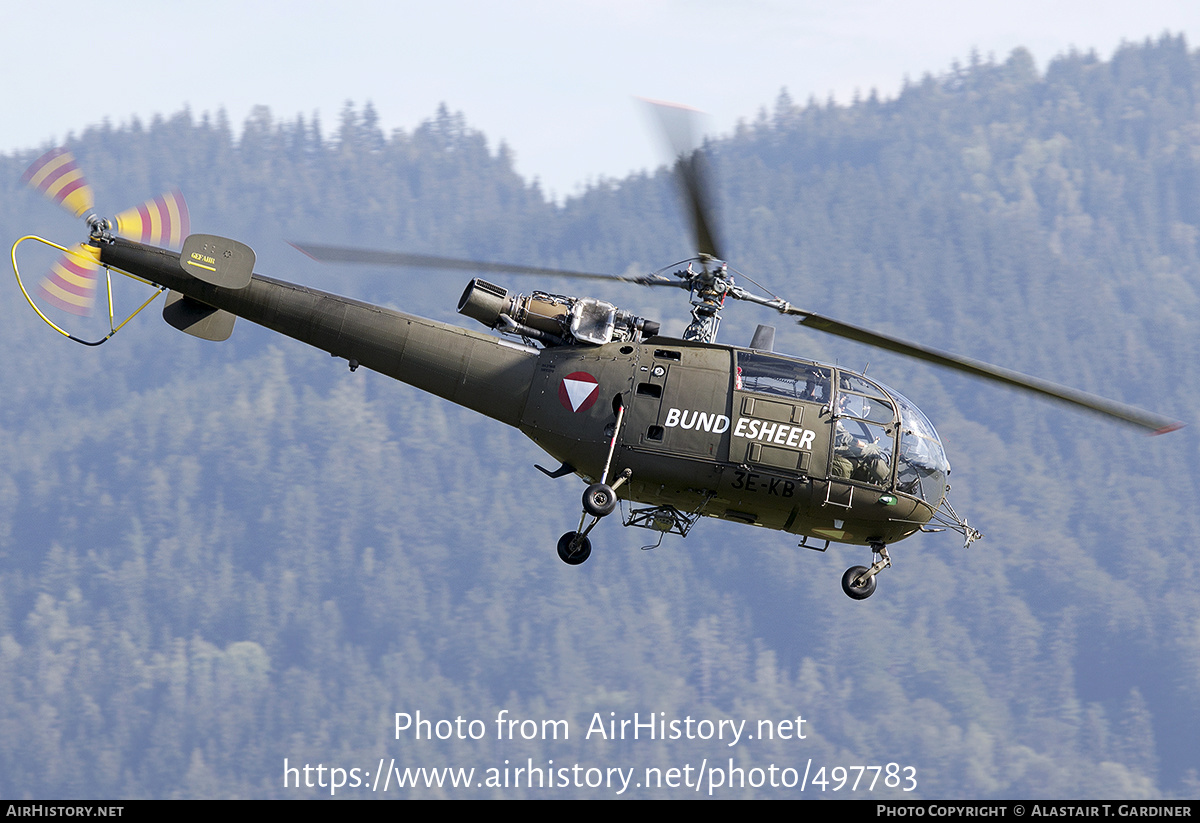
[[163, 291, 236, 341], [179, 234, 255, 289]]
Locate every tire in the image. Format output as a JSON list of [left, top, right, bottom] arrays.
[[841, 565, 877, 599], [582, 483, 618, 517], [557, 532, 592, 565]]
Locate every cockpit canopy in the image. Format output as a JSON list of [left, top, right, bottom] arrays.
[[735, 351, 950, 505]]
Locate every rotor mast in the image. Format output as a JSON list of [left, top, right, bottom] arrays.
[[680, 257, 729, 343], [679, 256, 797, 345]]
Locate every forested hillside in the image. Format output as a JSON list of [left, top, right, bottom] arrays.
[[1, 35, 1198, 798]]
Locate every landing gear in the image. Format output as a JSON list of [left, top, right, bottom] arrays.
[[555, 400, 630, 567], [556, 468, 631, 565], [557, 532, 592, 565], [841, 542, 891, 600], [841, 565, 876, 599], [583, 483, 618, 517]]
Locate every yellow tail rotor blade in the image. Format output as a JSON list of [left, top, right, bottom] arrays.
[[113, 189, 190, 248], [21, 148, 94, 220], [37, 244, 101, 316]]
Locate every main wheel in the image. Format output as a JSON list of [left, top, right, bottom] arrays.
[[841, 565, 877, 599], [582, 483, 618, 517], [557, 532, 592, 565]]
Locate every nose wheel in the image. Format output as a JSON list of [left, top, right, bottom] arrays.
[[841, 565, 877, 599], [841, 542, 890, 599]]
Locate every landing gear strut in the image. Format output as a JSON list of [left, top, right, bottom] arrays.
[[841, 542, 890, 599], [556, 468, 631, 565], [556, 399, 629, 566]]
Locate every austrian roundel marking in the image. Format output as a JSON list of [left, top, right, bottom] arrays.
[[559, 372, 600, 413]]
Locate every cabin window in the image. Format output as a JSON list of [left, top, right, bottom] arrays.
[[736, 351, 831, 402], [836, 389, 895, 426], [830, 372, 898, 487], [832, 417, 894, 486]]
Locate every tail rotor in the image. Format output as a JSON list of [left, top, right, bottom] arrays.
[[15, 147, 190, 341], [38, 244, 102, 316], [112, 189, 190, 248], [21, 147, 95, 222]]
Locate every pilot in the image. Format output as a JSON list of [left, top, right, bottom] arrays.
[[833, 423, 889, 484], [832, 389, 889, 485], [799, 366, 829, 402]]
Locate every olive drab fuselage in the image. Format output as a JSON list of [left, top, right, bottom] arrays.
[[520, 338, 949, 547], [96, 237, 950, 550]]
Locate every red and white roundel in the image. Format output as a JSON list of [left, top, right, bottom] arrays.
[[559, 371, 600, 413]]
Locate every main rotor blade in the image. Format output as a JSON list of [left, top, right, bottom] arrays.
[[289, 242, 678, 287], [788, 309, 1182, 434], [643, 100, 723, 261]]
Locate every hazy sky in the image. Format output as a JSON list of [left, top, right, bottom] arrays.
[[6, 1, 1199, 198]]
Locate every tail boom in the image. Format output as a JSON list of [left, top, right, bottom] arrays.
[[99, 238, 538, 428]]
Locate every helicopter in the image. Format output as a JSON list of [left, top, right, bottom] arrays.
[[12, 103, 1182, 600]]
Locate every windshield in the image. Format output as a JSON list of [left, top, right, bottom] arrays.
[[888, 387, 950, 505]]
